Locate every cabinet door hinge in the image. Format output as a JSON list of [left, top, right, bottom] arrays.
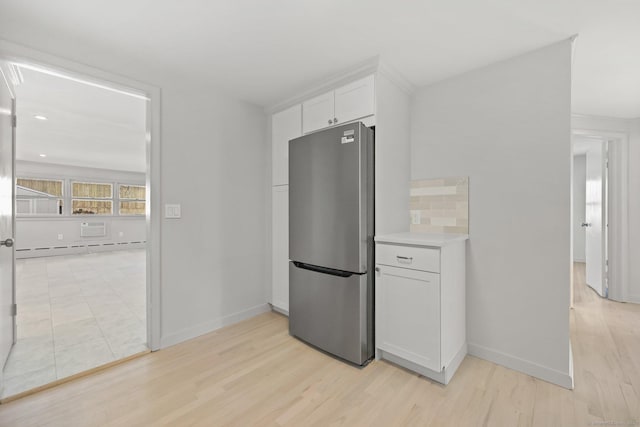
[[11, 115, 17, 128], [11, 303, 17, 316]]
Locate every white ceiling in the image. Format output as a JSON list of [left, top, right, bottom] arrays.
[[15, 68, 147, 172], [0, 0, 638, 117]]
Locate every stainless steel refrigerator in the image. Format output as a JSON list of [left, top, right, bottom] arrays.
[[288, 122, 374, 366]]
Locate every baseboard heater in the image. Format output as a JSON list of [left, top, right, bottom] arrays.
[[16, 240, 147, 258]]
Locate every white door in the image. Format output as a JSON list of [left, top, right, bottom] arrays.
[[0, 62, 16, 387], [302, 91, 334, 134], [584, 141, 607, 297], [271, 185, 289, 312]]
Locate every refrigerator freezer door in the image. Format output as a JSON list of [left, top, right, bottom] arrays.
[[289, 123, 371, 273], [289, 262, 373, 365]]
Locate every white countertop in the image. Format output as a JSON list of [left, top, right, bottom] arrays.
[[374, 232, 469, 247]]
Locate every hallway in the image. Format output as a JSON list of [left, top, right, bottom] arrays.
[[570, 262, 640, 420]]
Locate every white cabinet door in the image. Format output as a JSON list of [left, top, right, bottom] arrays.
[[377, 265, 441, 372], [302, 91, 334, 134], [272, 105, 301, 186], [272, 186, 289, 312], [334, 75, 375, 126]]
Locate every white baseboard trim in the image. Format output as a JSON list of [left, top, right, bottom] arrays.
[[468, 342, 574, 389], [569, 343, 574, 389], [626, 294, 640, 304], [270, 305, 289, 316], [160, 303, 271, 349]]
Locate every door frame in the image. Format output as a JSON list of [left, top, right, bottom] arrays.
[[0, 61, 17, 386], [0, 39, 162, 350], [10, 96, 16, 346], [572, 128, 629, 303]]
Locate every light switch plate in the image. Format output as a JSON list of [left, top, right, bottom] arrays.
[[165, 204, 181, 219]]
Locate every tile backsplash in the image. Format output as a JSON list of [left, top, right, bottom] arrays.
[[409, 177, 469, 234]]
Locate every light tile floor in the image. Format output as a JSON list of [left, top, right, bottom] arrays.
[[1, 249, 147, 399]]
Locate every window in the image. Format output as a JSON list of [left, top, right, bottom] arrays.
[[119, 184, 146, 216], [16, 178, 63, 215], [72, 182, 113, 215]]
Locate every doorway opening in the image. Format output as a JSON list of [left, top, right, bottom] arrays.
[[0, 55, 159, 400], [571, 125, 633, 308]]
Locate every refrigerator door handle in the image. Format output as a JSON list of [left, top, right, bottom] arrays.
[[293, 261, 354, 278]]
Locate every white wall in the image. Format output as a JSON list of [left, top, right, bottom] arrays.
[[1, 38, 269, 348], [15, 161, 146, 257], [410, 40, 573, 387], [17, 160, 144, 185], [573, 155, 586, 262], [159, 83, 268, 345], [572, 115, 640, 303]]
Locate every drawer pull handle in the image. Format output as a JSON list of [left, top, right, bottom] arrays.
[[396, 256, 413, 264]]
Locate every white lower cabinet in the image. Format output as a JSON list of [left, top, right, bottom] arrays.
[[271, 185, 289, 313], [377, 266, 441, 372], [375, 237, 467, 385]]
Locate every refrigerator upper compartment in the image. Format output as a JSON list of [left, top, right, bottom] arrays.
[[289, 122, 371, 274]]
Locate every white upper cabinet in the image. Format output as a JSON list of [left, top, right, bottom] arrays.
[[302, 75, 375, 134], [272, 104, 302, 186], [301, 91, 334, 134], [334, 75, 375, 126]]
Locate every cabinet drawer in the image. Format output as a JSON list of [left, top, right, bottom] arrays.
[[376, 244, 440, 273]]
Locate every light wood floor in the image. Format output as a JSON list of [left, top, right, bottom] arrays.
[[0, 263, 638, 426]]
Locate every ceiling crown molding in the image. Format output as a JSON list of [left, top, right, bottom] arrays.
[[265, 56, 417, 114], [265, 56, 381, 114], [377, 60, 416, 95]]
